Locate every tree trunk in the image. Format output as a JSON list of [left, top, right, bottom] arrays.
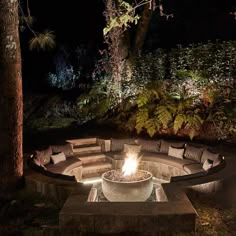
[[0, 0, 23, 191], [133, 1, 155, 56], [104, 0, 130, 83]]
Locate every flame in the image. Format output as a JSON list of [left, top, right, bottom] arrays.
[[122, 151, 139, 176]]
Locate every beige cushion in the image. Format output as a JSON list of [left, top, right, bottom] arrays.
[[35, 146, 52, 165], [184, 144, 204, 162], [136, 139, 161, 152], [202, 159, 213, 171], [111, 138, 135, 151], [183, 163, 204, 174], [160, 140, 185, 153], [168, 146, 184, 159], [51, 143, 73, 157], [51, 152, 66, 164], [201, 149, 221, 164], [124, 144, 141, 154]]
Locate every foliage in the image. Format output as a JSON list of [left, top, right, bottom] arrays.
[[130, 49, 167, 82], [32, 40, 236, 140], [103, 0, 148, 35], [26, 117, 76, 131], [125, 81, 204, 139], [19, 2, 56, 51], [47, 66, 80, 90], [47, 45, 96, 90], [169, 41, 236, 83], [29, 30, 56, 51]]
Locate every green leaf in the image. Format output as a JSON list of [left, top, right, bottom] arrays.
[[156, 105, 172, 128], [135, 108, 149, 133], [144, 118, 159, 137], [173, 114, 185, 134]]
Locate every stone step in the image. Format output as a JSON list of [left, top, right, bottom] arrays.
[[82, 162, 112, 175], [66, 138, 97, 146], [73, 144, 101, 154], [76, 153, 107, 164]]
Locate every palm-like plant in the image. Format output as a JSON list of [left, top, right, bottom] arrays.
[[29, 30, 56, 51]]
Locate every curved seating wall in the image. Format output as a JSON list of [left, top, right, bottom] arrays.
[[105, 138, 225, 183]]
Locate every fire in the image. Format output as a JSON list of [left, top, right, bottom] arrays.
[[122, 151, 140, 176]]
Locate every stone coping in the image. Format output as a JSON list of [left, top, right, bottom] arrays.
[[59, 184, 197, 234]]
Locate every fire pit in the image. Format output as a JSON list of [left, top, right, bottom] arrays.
[[102, 148, 153, 202]]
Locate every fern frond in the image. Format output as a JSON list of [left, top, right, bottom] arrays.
[[126, 115, 136, 131], [173, 114, 186, 134], [144, 118, 160, 137], [156, 105, 172, 128], [29, 30, 56, 51], [137, 93, 149, 108], [135, 108, 149, 133], [177, 101, 184, 112], [186, 114, 203, 129], [167, 103, 177, 114]]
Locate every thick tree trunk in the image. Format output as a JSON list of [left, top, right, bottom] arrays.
[[104, 0, 130, 83], [133, 2, 155, 56], [0, 0, 23, 191]]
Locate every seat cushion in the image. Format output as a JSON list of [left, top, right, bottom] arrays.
[[159, 140, 185, 153], [184, 144, 204, 162], [183, 163, 204, 174], [111, 138, 135, 151], [46, 156, 82, 175], [168, 146, 185, 159], [136, 139, 161, 152], [202, 159, 213, 171], [51, 152, 66, 164], [201, 149, 221, 164], [141, 152, 196, 169], [123, 144, 141, 154]]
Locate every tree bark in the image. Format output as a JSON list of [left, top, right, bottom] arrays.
[[133, 2, 155, 56], [104, 0, 130, 83], [0, 0, 23, 191]]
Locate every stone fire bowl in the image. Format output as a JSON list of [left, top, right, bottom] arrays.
[[102, 170, 153, 202]]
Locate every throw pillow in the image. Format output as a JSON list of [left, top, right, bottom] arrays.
[[136, 139, 161, 152], [168, 146, 185, 159], [35, 146, 52, 165], [51, 152, 66, 164], [203, 159, 213, 171], [184, 144, 204, 162], [201, 149, 220, 164], [51, 143, 73, 157], [160, 140, 185, 153], [111, 138, 135, 152], [123, 144, 141, 154]]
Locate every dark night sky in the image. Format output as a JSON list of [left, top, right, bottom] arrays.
[[25, 0, 236, 46], [21, 0, 236, 91]]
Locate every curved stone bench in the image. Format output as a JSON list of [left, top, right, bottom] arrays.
[[28, 137, 226, 190], [104, 138, 225, 185]]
